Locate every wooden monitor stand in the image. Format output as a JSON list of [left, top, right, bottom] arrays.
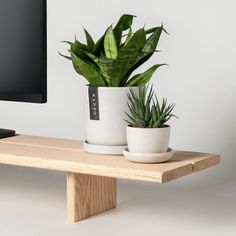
[[0, 135, 220, 222]]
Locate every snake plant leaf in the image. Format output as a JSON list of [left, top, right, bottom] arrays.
[[144, 26, 163, 51], [94, 35, 105, 56], [145, 25, 168, 35], [71, 51, 107, 87], [124, 28, 133, 46], [83, 28, 95, 52], [104, 26, 118, 59], [113, 14, 135, 48], [61, 15, 166, 88], [59, 41, 73, 60], [122, 26, 164, 85], [110, 28, 146, 86], [61, 41, 73, 46], [125, 74, 139, 86], [145, 27, 160, 35], [71, 39, 89, 55], [71, 47, 99, 69], [98, 56, 115, 86], [82, 50, 99, 65], [120, 27, 163, 86], [137, 26, 163, 61], [126, 64, 166, 86], [58, 51, 71, 60]]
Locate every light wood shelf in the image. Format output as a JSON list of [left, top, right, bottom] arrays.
[[0, 135, 220, 222]]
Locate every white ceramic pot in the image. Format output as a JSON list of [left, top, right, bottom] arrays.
[[126, 126, 170, 153], [85, 86, 138, 146]]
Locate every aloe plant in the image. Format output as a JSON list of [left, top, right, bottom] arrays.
[[125, 86, 177, 128], [60, 14, 167, 87]]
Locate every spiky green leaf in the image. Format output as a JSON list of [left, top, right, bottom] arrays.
[[126, 85, 177, 128]]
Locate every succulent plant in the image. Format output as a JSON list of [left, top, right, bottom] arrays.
[[125, 86, 177, 128], [60, 14, 167, 87]]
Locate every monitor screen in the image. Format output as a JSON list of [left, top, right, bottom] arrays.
[[0, 0, 47, 103]]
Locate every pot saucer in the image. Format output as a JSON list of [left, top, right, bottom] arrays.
[[123, 148, 174, 164], [84, 141, 127, 155]]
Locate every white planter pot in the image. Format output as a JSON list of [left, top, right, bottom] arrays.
[[126, 126, 170, 153], [85, 86, 138, 146]]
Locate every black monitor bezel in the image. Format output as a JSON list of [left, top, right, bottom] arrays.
[[0, 0, 47, 104]]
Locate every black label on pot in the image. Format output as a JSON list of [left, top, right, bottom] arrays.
[[88, 87, 100, 120]]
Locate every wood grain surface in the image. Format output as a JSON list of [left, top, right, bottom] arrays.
[[67, 173, 117, 222], [0, 135, 220, 183]]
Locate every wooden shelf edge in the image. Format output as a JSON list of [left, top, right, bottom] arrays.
[[0, 154, 164, 183], [162, 154, 220, 183], [161, 164, 193, 183], [192, 154, 220, 172], [0, 135, 221, 184]]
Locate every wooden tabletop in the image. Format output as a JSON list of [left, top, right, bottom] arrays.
[[0, 135, 220, 183]]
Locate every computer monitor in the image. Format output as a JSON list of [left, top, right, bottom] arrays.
[[0, 0, 47, 137]]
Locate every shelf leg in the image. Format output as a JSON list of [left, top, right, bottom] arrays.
[[67, 172, 117, 222]]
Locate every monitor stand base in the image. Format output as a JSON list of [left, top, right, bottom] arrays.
[[0, 129, 16, 139]]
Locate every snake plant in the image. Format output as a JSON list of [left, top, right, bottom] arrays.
[[125, 86, 177, 128], [60, 14, 167, 87]]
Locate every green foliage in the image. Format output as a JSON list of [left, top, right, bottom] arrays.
[[61, 14, 167, 87], [104, 26, 118, 59], [125, 86, 177, 128]]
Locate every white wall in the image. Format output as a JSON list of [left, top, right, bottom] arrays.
[[0, 0, 235, 179]]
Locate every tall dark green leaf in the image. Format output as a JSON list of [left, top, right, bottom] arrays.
[[94, 36, 105, 56], [83, 28, 95, 52], [126, 64, 166, 86], [137, 26, 163, 62], [98, 56, 115, 86], [124, 28, 133, 46], [120, 27, 164, 86], [145, 26, 168, 35], [104, 26, 118, 59], [61, 41, 73, 46], [61, 15, 166, 88], [110, 28, 146, 86], [122, 26, 164, 84], [58, 51, 71, 60], [71, 51, 107, 87], [71, 39, 89, 54], [71, 46, 99, 69], [113, 14, 135, 48]]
